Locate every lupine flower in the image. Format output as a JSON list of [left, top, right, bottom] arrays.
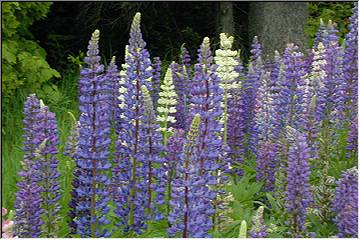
[[105, 56, 121, 130], [285, 129, 312, 237], [214, 33, 240, 144], [238, 37, 263, 155], [172, 62, 190, 130], [303, 42, 327, 158], [180, 44, 191, 77], [118, 45, 130, 113], [165, 129, 186, 216], [346, 116, 358, 158], [156, 67, 178, 145], [14, 94, 44, 238], [313, 21, 345, 125], [256, 141, 278, 192], [113, 12, 154, 234], [227, 91, 246, 178], [343, 3, 358, 117], [188, 37, 224, 175], [152, 57, 162, 108], [278, 44, 307, 131], [168, 114, 215, 238], [34, 102, 61, 237], [332, 167, 358, 238], [249, 206, 268, 238], [314, 19, 339, 47], [139, 86, 166, 220], [70, 29, 112, 237]]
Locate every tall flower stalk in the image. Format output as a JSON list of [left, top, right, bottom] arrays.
[[152, 56, 162, 108], [70, 29, 112, 237], [156, 67, 178, 146], [285, 129, 312, 237], [112, 12, 154, 234], [35, 102, 61, 237], [140, 86, 166, 220], [332, 167, 358, 238], [14, 94, 43, 238], [214, 33, 240, 144], [168, 114, 215, 238]]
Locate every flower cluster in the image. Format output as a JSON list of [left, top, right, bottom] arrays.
[[285, 129, 312, 237], [168, 114, 215, 237], [14, 94, 44, 238], [156, 67, 178, 145], [70, 29, 112, 237], [332, 167, 358, 238], [10, 5, 358, 239]]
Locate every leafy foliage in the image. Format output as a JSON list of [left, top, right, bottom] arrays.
[[2, 2, 60, 98], [306, 2, 353, 47]]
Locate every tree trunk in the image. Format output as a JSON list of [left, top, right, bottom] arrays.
[[218, 2, 235, 36], [248, 2, 308, 59]]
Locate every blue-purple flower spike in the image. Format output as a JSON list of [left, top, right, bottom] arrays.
[[139, 86, 166, 220], [152, 57, 162, 108], [332, 167, 358, 238], [188, 37, 224, 175], [343, 3, 358, 117], [105, 56, 121, 130], [112, 12, 154, 234], [278, 44, 307, 130], [71, 29, 112, 237], [168, 114, 215, 238], [14, 94, 44, 238], [34, 102, 61, 237], [285, 129, 312, 237]]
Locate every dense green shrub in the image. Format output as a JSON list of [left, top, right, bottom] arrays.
[[2, 2, 60, 98], [306, 2, 353, 47]]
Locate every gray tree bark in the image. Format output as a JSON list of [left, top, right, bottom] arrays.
[[218, 2, 235, 36], [248, 2, 308, 59]]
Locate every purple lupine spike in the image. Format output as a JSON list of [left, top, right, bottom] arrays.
[[346, 116, 358, 158], [128, 12, 153, 92], [34, 103, 61, 237], [332, 167, 358, 238], [256, 141, 278, 192], [278, 44, 307, 131], [164, 129, 186, 216], [343, 3, 358, 117], [180, 44, 192, 77], [188, 62, 224, 175], [303, 42, 327, 159], [285, 130, 312, 237], [112, 12, 154, 234], [239, 37, 263, 155], [70, 29, 112, 237], [171, 62, 190, 129], [152, 57, 162, 108], [315, 41, 345, 125], [139, 86, 166, 221], [14, 94, 44, 238], [253, 70, 280, 192], [168, 114, 215, 238], [226, 56, 246, 179], [314, 19, 339, 48], [105, 56, 121, 130], [227, 91, 246, 178]]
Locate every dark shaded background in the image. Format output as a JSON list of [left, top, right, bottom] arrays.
[[30, 2, 250, 71]]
